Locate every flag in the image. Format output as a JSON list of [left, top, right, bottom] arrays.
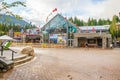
[[52, 8, 57, 12], [92, 27, 95, 32], [46, 8, 57, 22]]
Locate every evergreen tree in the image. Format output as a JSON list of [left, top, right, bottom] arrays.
[[106, 19, 111, 25], [98, 18, 104, 25], [114, 15, 120, 23], [91, 18, 94, 26], [0, 0, 26, 35], [73, 17, 78, 25], [88, 18, 91, 26], [80, 20, 84, 26]]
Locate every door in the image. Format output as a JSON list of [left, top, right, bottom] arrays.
[[97, 38, 102, 47]]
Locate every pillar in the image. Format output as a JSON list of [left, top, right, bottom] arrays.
[[73, 38, 78, 47], [108, 38, 112, 48], [102, 37, 106, 49]]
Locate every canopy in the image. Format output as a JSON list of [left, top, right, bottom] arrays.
[[0, 35, 14, 41]]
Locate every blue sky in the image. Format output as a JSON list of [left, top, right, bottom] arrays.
[[5, 0, 120, 26]]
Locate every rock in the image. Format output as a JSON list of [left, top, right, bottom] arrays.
[[20, 46, 35, 57]]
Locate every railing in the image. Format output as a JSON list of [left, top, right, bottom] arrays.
[[11, 42, 67, 48], [0, 46, 17, 60], [8, 48, 17, 60]]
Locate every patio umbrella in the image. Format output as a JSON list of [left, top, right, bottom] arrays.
[[0, 35, 14, 41]]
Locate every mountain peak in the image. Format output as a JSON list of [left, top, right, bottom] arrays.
[[0, 15, 30, 27]]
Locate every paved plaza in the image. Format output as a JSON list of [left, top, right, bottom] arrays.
[[0, 48, 120, 80]]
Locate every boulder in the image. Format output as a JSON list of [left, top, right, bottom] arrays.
[[20, 46, 35, 57]]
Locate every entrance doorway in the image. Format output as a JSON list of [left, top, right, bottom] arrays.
[[97, 38, 102, 48], [78, 37, 87, 47], [68, 39, 74, 47]]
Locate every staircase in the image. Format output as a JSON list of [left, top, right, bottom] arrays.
[[13, 54, 34, 66], [1, 50, 34, 66]]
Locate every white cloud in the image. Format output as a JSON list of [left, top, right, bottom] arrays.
[[13, 0, 120, 26], [99, 0, 120, 19]]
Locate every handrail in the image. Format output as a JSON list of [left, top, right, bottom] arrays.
[[1, 45, 17, 60]]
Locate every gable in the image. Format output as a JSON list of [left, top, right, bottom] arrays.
[[42, 14, 76, 33]]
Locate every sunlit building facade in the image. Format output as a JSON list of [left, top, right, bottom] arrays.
[[41, 14, 112, 48], [41, 14, 76, 47]]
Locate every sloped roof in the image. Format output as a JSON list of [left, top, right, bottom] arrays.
[[78, 25, 110, 31], [42, 13, 76, 32]]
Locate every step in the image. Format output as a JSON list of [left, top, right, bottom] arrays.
[[14, 56, 34, 66], [13, 54, 28, 61]]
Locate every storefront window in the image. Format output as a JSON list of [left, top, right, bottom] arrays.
[[88, 39, 96, 44]]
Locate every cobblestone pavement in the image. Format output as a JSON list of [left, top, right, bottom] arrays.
[[0, 48, 120, 80]]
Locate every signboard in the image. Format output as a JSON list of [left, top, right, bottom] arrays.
[[49, 34, 66, 44], [50, 34, 58, 39], [58, 35, 66, 44], [26, 28, 40, 34], [50, 34, 58, 43]]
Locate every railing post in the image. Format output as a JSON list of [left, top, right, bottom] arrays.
[[12, 51, 14, 60], [1, 46, 3, 56]]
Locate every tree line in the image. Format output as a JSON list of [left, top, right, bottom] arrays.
[[68, 15, 120, 26], [0, 23, 36, 35]]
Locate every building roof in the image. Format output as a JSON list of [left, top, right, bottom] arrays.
[[41, 13, 77, 33], [78, 25, 110, 31]]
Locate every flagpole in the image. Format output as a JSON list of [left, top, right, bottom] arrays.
[[46, 8, 57, 22], [46, 8, 58, 44]]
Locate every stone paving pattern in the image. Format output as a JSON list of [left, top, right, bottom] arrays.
[[0, 48, 120, 80]]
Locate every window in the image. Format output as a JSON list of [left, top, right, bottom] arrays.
[[88, 39, 96, 44]]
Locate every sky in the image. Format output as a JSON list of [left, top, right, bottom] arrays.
[[6, 0, 120, 27]]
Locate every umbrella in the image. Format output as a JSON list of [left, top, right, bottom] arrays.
[[0, 35, 14, 41]]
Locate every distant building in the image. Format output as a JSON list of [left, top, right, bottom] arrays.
[[24, 28, 41, 43], [41, 13, 112, 48], [75, 26, 111, 48], [14, 28, 41, 43]]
